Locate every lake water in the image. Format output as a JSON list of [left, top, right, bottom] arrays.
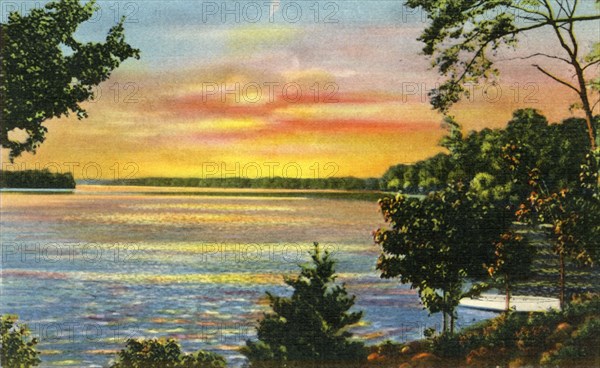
[[0, 185, 494, 367]]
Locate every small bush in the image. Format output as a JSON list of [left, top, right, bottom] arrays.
[[109, 338, 226, 368], [376, 340, 404, 359], [541, 317, 600, 366], [466, 346, 509, 368], [0, 314, 41, 368], [562, 293, 600, 322], [480, 312, 525, 349], [371, 294, 600, 367], [515, 324, 551, 355], [429, 333, 464, 358]]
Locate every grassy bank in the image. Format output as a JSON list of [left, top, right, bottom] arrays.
[[365, 294, 600, 368]]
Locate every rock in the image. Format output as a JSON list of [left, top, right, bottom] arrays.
[[547, 322, 574, 344], [367, 352, 380, 361], [401, 345, 412, 355], [555, 322, 573, 334], [367, 352, 386, 362], [411, 352, 440, 363], [410, 352, 441, 368], [398, 363, 412, 368]]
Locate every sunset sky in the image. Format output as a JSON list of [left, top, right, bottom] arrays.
[[2, 0, 599, 179]]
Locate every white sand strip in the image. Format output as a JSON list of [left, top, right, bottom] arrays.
[[460, 294, 560, 312]]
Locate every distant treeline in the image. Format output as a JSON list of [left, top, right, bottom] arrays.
[[0, 170, 76, 189], [112, 176, 381, 191], [380, 110, 598, 197]]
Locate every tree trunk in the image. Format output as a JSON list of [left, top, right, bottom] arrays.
[[578, 80, 597, 151], [505, 275, 511, 312], [442, 290, 448, 334], [442, 312, 448, 334], [570, 57, 597, 152], [450, 312, 455, 334], [559, 252, 566, 310], [549, 14, 597, 151]]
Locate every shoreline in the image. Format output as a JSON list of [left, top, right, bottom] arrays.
[[459, 294, 561, 312]]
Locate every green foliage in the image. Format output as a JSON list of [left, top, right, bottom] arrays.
[[0, 315, 41, 368], [429, 333, 464, 359], [517, 157, 600, 307], [520, 185, 599, 266], [109, 338, 226, 368], [404, 0, 599, 150], [542, 316, 600, 365], [486, 232, 534, 310], [0, 170, 76, 189], [374, 339, 406, 360], [380, 154, 452, 194], [469, 172, 511, 202], [1, 0, 140, 160], [411, 295, 600, 367], [242, 243, 366, 367], [515, 323, 552, 354], [380, 110, 596, 202], [374, 182, 513, 332]]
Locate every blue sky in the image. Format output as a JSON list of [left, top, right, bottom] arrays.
[[2, 0, 599, 178]]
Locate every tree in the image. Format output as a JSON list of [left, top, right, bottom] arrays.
[[429, 110, 594, 202], [406, 0, 600, 150], [241, 243, 366, 367], [548, 117, 599, 188], [374, 183, 513, 333], [403, 165, 420, 192], [517, 163, 600, 309], [0, 315, 41, 368], [1, 0, 140, 160], [486, 232, 534, 311], [109, 338, 226, 368], [380, 163, 409, 191], [417, 153, 453, 191]]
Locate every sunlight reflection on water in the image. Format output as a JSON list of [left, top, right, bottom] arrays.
[[0, 186, 495, 367]]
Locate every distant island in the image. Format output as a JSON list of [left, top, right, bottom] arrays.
[[0, 171, 383, 192], [107, 176, 382, 191], [0, 170, 76, 189]]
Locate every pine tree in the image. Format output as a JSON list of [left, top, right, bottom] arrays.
[[242, 243, 366, 367]]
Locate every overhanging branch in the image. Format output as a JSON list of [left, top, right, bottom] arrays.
[[500, 53, 571, 64], [532, 64, 580, 93]]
